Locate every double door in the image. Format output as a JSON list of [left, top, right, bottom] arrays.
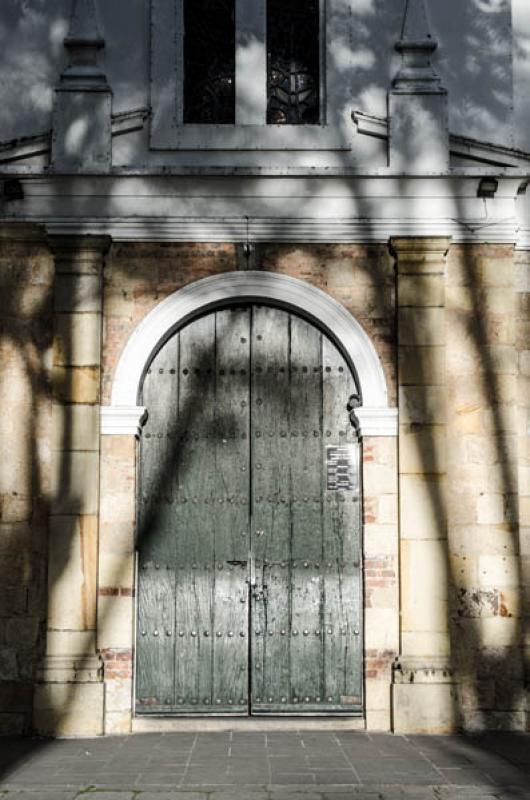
[[136, 304, 362, 715]]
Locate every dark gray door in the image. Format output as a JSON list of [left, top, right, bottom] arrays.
[[135, 305, 363, 715]]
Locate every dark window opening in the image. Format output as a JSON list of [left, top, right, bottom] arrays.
[[183, 0, 236, 124], [267, 0, 320, 125]]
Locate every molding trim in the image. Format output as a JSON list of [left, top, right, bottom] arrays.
[[43, 216, 519, 244], [101, 405, 147, 437], [109, 272, 392, 434], [356, 407, 398, 437]]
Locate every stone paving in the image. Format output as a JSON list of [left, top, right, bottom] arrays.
[[0, 731, 528, 800]]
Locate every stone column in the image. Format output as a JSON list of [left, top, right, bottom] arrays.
[[34, 236, 111, 737], [391, 237, 456, 733]]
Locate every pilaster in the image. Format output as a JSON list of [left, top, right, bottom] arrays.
[[391, 236, 456, 733], [34, 235, 111, 737]]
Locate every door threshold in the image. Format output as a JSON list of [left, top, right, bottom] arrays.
[[132, 716, 366, 733]]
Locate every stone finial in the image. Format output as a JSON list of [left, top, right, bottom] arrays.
[[393, 0, 444, 93], [60, 0, 108, 87], [52, 0, 112, 172], [388, 0, 449, 173]]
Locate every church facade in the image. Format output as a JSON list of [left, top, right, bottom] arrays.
[[0, 0, 529, 737]]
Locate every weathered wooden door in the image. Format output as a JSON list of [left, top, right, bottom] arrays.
[[136, 304, 363, 716]]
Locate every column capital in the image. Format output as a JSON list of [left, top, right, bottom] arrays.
[[392, 237, 451, 274], [48, 235, 112, 274], [48, 234, 112, 255]]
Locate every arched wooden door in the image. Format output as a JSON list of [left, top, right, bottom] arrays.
[[135, 304, 363, 716]]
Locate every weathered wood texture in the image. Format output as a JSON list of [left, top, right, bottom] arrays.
[[136, 304, 362, 715]]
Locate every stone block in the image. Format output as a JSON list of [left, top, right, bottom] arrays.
[[377, 494, 398, 524], [398, 274, 445, 307], [401, 540, 448, 633], [50, 451, 100, 514], [477, 494, 505, 525], [400, 473, 447, 539], [0, 712, 26, 735], [478, 555, 521, 588], [98, 552, 135, 590], [401, 631, 450, 658], [52, 403, 100, 452], [365, 679, 391, 711], [0, 646, 18, 680], [479, 616, 520, 647], [399, 424, 446, 473], [53, 366, 100, 404], [520, 496, 530, 525], [100, 490, 135, 527], [33, 681, 104, 737], [485, 345, 518, 376], [392, 682, 457, 734], [398, 346, 445, 386], [99, 521, 135, 556], [362, 463, 397, 495], [520, 350, 530, 377], [399, 386, 446, 424], [105, 676, 132, 713], [449, 525, 517, 556], [481, 257, 515, 287], [97, 594, 134, 650], [515, 260, 530, 292], [105, 709, 132, 735], [449, 554, 478, 587], [363, 523, 399, 556], [364, 608, 399, 650], [519, 526, 530, 556], [48, 515, 98, 630], [365, 709, 391, 731], [0, 492, 32, 523], [54, 274, 101, 313], [398, 308, 445, 346], [46, 630, 96, 657], [54, 313, 102, 367]]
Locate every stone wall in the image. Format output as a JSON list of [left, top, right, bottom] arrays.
[[0, 227, 53, 734], [446, 245, 526, 730], [1, 232, 528, 736]]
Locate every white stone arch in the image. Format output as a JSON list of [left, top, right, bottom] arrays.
[[101, 272, 397, 437]]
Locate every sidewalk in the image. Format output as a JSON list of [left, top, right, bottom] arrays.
[[0, 731, 528, 800]]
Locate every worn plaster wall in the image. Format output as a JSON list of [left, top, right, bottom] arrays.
[[0, 0, 517, 151]]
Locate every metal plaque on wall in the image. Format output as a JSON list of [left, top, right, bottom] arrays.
[[326, 444, 359, 491]]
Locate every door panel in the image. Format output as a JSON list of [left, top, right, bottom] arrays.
[[136, 304, 363, 716]]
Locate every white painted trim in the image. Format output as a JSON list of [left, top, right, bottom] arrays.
[[44, 216, 518, 244], [109, 272, 392, 437], [356, 407, 398, 437], [101, 405, 147, 437]]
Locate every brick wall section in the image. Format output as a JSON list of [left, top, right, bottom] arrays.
[[446, 244, 525, 730], [0, 227, 53, 734], [102, 243, 396, 404]]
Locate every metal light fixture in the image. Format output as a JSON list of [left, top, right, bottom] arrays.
[[477, 177, 499, 199], [3, 179, 24, 202]]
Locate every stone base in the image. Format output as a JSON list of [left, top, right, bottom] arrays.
[[392, 683, 457, 734], [33, 681, 104, 737]]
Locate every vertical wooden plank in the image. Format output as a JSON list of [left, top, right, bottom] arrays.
[[173, 313, 218, 711], [136, 334, 180, 711], [211, 307, 250, 711], [288, 314, 324, 709], [250, 305, 291, 709], [322, 336, 363, 710]]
